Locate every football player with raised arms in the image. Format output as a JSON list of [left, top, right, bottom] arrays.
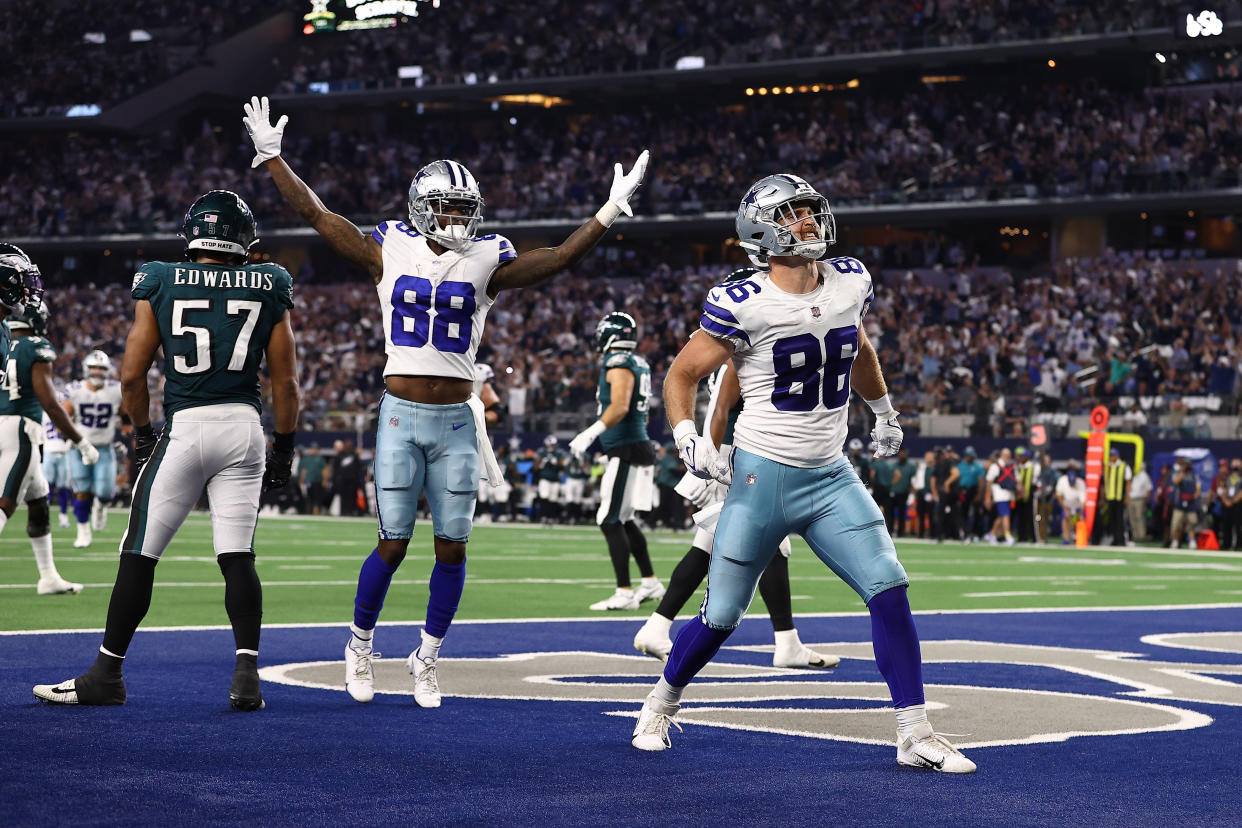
[[243, 96, 649, 708], [569, 312, 664, 611], [0, 298, 98, 595], [628, 175, 975, 773], [65, 349, 123, 547], [34, 190, 300, 711]]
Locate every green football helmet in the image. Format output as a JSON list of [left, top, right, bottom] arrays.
[[594, 311, 638, 353], [0, 242, 45, 311], [180, 190, 258, 261], [721, 266, 760, 283]]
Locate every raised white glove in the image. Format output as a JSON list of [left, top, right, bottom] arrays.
[[75, 438, 100, 466], [673, 420, 730, 484], [242, 95, 288, 169], [569, 420, 607, 458], [869, 409, 903, 458], [610, 149, 649, 215]]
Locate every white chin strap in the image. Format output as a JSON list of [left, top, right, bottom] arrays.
[[434, 223, 471, 250], [791, 240, 827, 260]]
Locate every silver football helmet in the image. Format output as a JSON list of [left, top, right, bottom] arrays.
[[83, 349, 111, 386], [735, 174, 836, 268], [407, 159, 484, 251]]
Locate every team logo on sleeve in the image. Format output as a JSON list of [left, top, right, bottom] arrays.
[[132, 271, 147, 290]]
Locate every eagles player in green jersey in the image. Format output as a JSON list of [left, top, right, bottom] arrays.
[[569, 311, 665, 611], [0, 301, 97, 595], [0, 243, 49, 373], [34, 190, 301, 711]]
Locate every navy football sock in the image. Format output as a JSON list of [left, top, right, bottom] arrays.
[[664, 615, 733, 687], [757, 553, 794, 632], [868, 585, 925, 708], [73, 496, 92, 524], [353, 549, 397, 631], [57, 487, 71, 514], [425, 557, 466, 639]]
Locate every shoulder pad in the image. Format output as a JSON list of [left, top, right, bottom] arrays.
[[372, 220, 421, 246], [699, 286, 752, 348], [604, 352, 634, 370]]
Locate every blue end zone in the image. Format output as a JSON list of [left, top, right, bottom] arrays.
[[2, 609, 1239, 826]]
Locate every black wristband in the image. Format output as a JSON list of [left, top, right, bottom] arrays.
[[273, 431, 295, 452], [135, 424, 155, 438]]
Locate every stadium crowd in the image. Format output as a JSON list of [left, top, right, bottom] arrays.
[[39, 249, 1240, 439], [1, 0, 283, 118], [275, 0, 1180, 90], [3, 79, 1240, 238]]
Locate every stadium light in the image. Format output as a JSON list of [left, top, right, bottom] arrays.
[[1155, 52, 1167, 63], [675, 56, 706, 70], [1047, 59, 1057, 68], [745, 88, 755, 96]]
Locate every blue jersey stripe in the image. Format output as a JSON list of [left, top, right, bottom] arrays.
[[702, 300, 739, 324], [700, 315, 751, 345], [371, 222, 388, 245], [499, 249, 517, 263]]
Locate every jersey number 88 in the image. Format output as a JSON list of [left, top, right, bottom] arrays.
[[390, 276, 475, 354]]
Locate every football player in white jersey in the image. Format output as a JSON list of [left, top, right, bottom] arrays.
[[629, 174, 975, 773], [42, 399, 75, 528], [244, 95, 649, 708], [66, 350, 123, 547]]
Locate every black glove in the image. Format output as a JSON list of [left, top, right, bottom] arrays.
[[263, 432, 296, 492], [133, 424, 158, 476]]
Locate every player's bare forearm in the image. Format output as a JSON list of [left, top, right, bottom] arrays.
[[665, 333, 734, 428], [850, 327, 888, 402], [486, 217, 608, 297], [708, 363, 740, 446], [267, 314, 302, 434], [32, 364, 84, 443], [120, 300, 162, 428], [264, 158, 380, 277], [600, 368, 634, 428]]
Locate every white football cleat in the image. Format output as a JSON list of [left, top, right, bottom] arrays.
[[897, 722, 976, 773], [633, 620, 673, 661], [773, 643, 839, 669], [33, 674, 126, 706], [57, 513, 70, 528], [73, 523, 92, 548], [90, 500, 107, 531], [37, 576, 83, 596], [631, 695, 681, 751], [345, 639, 376, 703], [1004, 535, 1015, 546], [409, 652, 441, 708], [589, 589, 641, 611], [633, 579, 666, 604]]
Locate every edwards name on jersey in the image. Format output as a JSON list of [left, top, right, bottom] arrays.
[[372, 221, 515, 381], [0, 334, 56, 421], [698, 256, 874, 468], [132, 261, 294, 417]]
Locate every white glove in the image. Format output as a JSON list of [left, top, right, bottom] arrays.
[[608, 149, 649, 216], [242, 95, 288, 169], [673, 420, 731, 484], [75, 438, 100, 466], [569, 420, 607, 458], [869, 409, 904, 458]]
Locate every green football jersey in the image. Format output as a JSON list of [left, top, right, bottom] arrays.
[[536, 447, 564, 481], [132, 261, 294, 417], [597, 349, 651, 451], [0, 320, 11, 374], [0, 334, 55, 420]]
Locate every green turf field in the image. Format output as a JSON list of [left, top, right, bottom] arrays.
[[3, 511, 1241, 631]]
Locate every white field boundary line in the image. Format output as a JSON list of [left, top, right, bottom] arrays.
[[4, 602, 1242, 636]]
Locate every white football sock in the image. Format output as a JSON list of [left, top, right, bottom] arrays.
[[416, 629, 443, 663], [651, 676, 684, 707], [645, 613, 673, 635], [349, 623, 374, 645], [895, 703, 929, 738], [31, 534, 55, 576], [641, 575, 659, 586], [773, 628, 802, 653]]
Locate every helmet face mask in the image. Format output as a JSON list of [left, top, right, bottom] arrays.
[[736, 174, 836, 268], [0, 242, 46, 312], [180, 190, 258, 262], [594, 311, 638, 354], [408, 160, 484, 251], [83, 350, 111, 387]]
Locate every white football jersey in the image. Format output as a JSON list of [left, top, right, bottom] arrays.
[[372, 221, 515, 381], [43, 410, 70, 453], [698, 257, 874, 468], [68, 379, 123, 446], [472, 362, 495, 397]]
